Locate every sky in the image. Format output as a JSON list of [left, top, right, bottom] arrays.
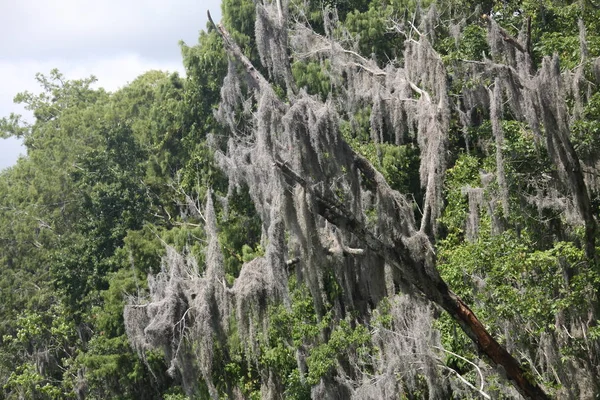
[[0, 0, 222, 171]]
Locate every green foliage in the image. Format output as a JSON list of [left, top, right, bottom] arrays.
[[292, 61, 332, 100], [305, 320, 371, 385], [438, 230, 598, 382], [440, 24, 490, 62], [117, 226, 165, 275], [2, 0, 600, 398], [216, 275, 372, 398], [218, 186, 262, 279], [180, 30, 227, 137], [572, 91, 600, 162], [4, 363, 64, 400], [344, 7, 391, 61], [343, 117, 421, 196], [0, 68, 188, 397], [221, 0, 257, 61], [440, 153, 481, 240]]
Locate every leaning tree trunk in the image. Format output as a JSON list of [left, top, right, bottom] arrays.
[[276, 155, 549, 400], [208, 11, 550, 400]]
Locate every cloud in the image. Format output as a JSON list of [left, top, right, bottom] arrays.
[[0, 0, 222, 171], [1, 0, 222, 60], [62, 54, 186, 92], [0, 138, 25, 171]]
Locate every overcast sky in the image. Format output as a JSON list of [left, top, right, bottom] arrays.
[[0, 0, 222, 171]]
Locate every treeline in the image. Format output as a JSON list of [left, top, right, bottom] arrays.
[[1, 0, 600, 399]]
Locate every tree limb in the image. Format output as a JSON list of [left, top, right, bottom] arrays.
[[212, 15, 550, 400]]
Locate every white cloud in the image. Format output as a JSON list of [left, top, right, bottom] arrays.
[[64, 54, 186, 92], [0, 0, 223, 171], [0, 138, 26, 171], [1, 0, 222, 60]]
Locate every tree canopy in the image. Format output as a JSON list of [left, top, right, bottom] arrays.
[[1, 0, 600, 399]]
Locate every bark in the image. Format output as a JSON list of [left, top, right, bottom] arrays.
[[445, 295, 549, 400]]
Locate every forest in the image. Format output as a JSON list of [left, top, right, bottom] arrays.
[[1, 0, 600, 398]]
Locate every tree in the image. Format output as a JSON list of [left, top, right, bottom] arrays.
[[0, 69, 192, 398], [124, 0, 600, 398], [213, 8, 550, 397], [2, 0, 599, 398]]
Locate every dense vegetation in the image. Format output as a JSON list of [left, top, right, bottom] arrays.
[[1, 0, 600, 398]]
